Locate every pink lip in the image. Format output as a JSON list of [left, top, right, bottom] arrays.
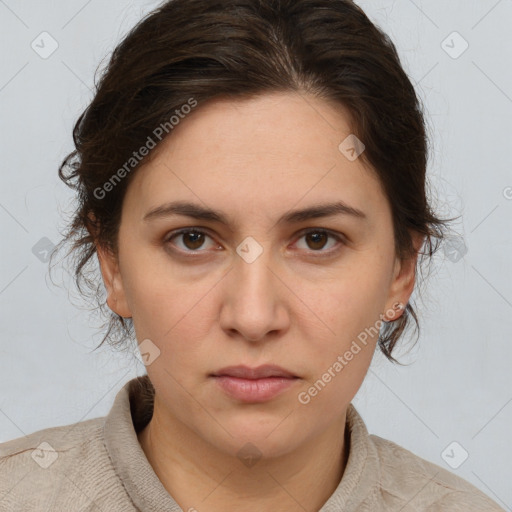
[[210, 365, 299, 403]]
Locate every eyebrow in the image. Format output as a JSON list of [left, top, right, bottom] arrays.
[[142, 200, 367, 226]]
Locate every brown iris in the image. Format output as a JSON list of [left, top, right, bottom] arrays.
[[305, 231, 329, 251]]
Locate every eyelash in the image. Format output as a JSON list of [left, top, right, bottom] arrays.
[[163, 227, 346, 257]]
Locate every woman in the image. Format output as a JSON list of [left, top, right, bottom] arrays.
[[0, 0, 505, 510]]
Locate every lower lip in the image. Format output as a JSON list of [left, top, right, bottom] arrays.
[[212, 376, 298, 403]]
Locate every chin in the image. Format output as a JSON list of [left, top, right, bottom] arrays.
[[207, 414, 304, 460]]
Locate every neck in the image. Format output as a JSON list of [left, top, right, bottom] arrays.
[[137, 395, 350, 512]]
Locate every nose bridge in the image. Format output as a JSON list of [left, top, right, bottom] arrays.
[[233, 234, 275, 302], [220, 235, 287, 340]]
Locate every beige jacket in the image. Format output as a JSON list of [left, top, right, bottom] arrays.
[[0, 375, 505, 511]]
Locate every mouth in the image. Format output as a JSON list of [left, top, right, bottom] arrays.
[[210, 364, 298, 380], [210, 365, 300, 403]]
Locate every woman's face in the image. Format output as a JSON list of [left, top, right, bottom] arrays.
[[98, 92, 418, 458]]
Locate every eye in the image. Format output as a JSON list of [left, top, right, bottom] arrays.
[[294, 229, 345, 254], [164, 228, 218, 253], [163, 227, 345, 256]]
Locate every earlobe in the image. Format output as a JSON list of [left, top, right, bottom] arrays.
[[96, 244, 132, 319]]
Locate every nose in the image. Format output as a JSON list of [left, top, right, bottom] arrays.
[[218, 243, 290, 343]]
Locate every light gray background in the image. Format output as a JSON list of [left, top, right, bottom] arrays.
[[1, 0, 511, 508]]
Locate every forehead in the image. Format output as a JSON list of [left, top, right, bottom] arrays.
[[155, 92, 355, 165], [123, 92, 387, 228]]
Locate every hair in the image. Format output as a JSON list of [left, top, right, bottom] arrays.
[[51, 0, 458, 364]]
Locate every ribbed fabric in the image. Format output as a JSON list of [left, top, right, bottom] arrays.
[[0, 375, 505, 511]]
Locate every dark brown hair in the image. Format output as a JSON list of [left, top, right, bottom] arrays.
[[51, 0, 457, 364]]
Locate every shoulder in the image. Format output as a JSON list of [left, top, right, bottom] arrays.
[[368, 434, 505, 511], [0, 416, 105, 469], [0, 417, 124, 511]]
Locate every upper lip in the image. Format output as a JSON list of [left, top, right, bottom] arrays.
[[211, 365, 297, 379]]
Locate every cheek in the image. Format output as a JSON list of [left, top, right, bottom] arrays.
[[129, 279, 208, 343], [294, 253, 391, 385], [121, 254, 218, 360], [307, 263, 390, 338]]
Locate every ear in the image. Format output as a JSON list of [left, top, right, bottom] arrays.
[[383, 231, 425, 322], [96, 243, 132, 319], [87, 212, 132, 319]]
